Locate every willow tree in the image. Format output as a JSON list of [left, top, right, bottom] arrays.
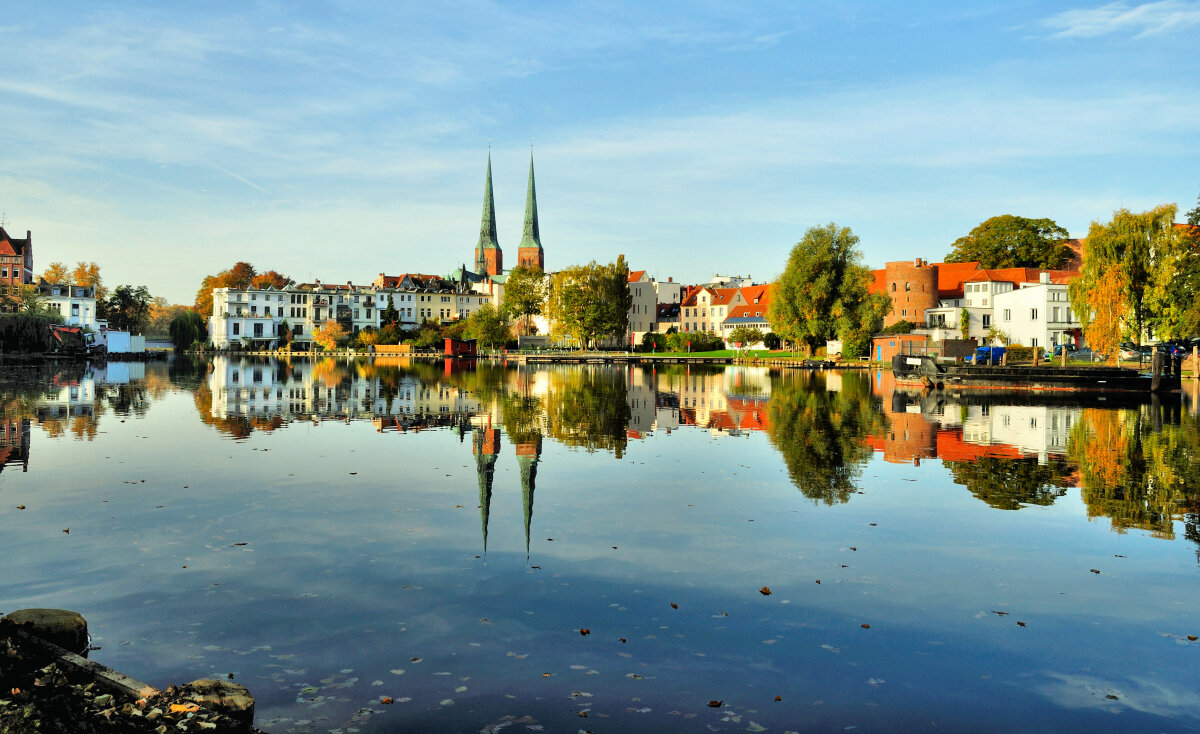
[[1068, 205, 1179, 346], [768, 223, 890, 357]]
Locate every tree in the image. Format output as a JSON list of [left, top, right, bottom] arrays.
[[168, 309, 207, 352], [728, 326, 765, 347], [465, 303, 509, 351], [381, 295, 399, 326], [960, 307, 971, 340], [1079, 265, 1127, 364], [70, 261, 107, 307], [106, 285, 152, 332], [1068, 205, 1178, 346], [545, 257, 632, 350], [768, 223, 890, 356], [249, 270, 292, 290], [312, 320, 345, 351], [944, 215, 1072, 268], [503, 265, 546, 335], [40, 262, 69, 284]]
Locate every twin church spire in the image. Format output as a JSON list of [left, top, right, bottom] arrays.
[[474, 150, 544, 277]]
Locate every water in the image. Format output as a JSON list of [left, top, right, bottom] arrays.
[[2, 357, 1200, 733]]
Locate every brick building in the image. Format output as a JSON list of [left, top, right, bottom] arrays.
[[0, 227, 34, 308]]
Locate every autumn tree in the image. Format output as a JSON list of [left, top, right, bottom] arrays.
[[71, 261, 107, 306], [194, 262, 290, 320], [312, 319, 346, 351], [545, 257, 632, 350], [40, 262, 69, 284], [1068, 205, 1178, 346], [502, 265, 546, 335], [944, 215, 1072, 268], [1075, 266, 1127, 364], [768, 223, 890, 357], [250, 270, 292, 290]]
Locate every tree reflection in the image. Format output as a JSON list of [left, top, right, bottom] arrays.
[[766, 371, 886, 504], [1068, 405, 1200, 542], [945, 457, 1070, 510], [542, 367, 630, 458]]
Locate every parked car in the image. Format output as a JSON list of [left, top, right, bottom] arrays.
[[1069, 348, 1100, 362], [974, 345, 1005, 364]]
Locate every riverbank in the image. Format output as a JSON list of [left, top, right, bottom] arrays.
[[1, 613, 261, 734]]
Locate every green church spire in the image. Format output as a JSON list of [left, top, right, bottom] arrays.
[[519, 452, 539, 559], [519, 151, 541, 250], [477, 153, 500, 253]]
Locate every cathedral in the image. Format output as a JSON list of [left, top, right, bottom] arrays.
[[473, 151, 545, 278]]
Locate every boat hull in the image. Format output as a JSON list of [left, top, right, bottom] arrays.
[[891, 354, 1180, 393]]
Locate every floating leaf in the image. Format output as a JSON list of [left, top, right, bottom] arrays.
[[619, 638, 627, 644], [992, 611, 1009, 617], [1106, 694, 1119, 700], [708, 700, 723, 707], [16, 505, 25, 510], [860, 624, 871, 629], [849, 547, 857, 551], [759, 587, 771, 596], [1017, 622, 1027, 627], [62, 529, 69, 534], [1090, 569, 1101, 574], [580, 628, 591, 636], [814, 580, 821, 584], [774, 696, 782, 702], [1188, 635, 1197, 641], [380, 696, 394, 704], [670, 603, 678, 610], [410, 657, 422, 662]]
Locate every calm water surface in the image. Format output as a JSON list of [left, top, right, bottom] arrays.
[[2, 357, 1200, 733]]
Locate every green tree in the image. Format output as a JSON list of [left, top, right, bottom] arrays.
[[465, 303, 509, 351], [106, 285, 152, 332], [768, 223, 890, 356], [944, 215, 1072, 268], [502, 265, 546, 335], [945, 457, 1070, 510], [546, 257, 632, 350], [960, 307, 971, 340], [728, 326, 765, 347], [381, 295, 399, 325], [1068, 205, 1178, 346], [168, 309, 207, 352]]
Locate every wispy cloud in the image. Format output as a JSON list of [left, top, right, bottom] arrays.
[[1041, 0, 1200, 38]]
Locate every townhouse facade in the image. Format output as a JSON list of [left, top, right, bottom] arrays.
[[37, 280, 100, 329]]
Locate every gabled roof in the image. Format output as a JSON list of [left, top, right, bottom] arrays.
[[963, 267, 1076, 286], [934, 262, 982, 299], [628, 270, 647, 283]]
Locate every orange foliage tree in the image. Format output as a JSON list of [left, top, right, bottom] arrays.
[[1081, 265, 1127, 365]]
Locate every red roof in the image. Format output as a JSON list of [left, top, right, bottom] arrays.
[[962, 268, 1076, 286], [934, 262, 982, 299], [628, 270, 647, 283]]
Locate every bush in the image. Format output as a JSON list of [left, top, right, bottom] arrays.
[[1003, 344, 1044, 362], [763, 332, 781, 350], [881, 320, 916, 334], [0, 312, 57, 353]]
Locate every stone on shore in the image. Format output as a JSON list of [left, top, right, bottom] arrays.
[[3, 608, 89, 654], [180, 679, 255, 725]]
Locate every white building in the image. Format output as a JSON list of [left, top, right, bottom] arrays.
[[37, 281, 99, 329], [992, 273, 1079, 350]]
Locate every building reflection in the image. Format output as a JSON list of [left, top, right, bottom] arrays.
[[0, 417, 30, 473]]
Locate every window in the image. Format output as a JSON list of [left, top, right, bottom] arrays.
[[1031, 337, 1038, 347], [1052, 307, 1060, 322], [1003, 309, 1011, 321], [905, 282, 911, 292], [232, 323, 240, 336], [902, 309, 907, 316], [1030, 308, 1038, 320], [891, 283, 896, 292], [982, 314, 991, 328]]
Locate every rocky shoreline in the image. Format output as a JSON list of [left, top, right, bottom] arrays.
[[1, 613, 263, 734]]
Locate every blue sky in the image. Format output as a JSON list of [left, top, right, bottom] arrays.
[[2, 1, 1198, 304]]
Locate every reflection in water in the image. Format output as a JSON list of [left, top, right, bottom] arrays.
[[766, 370, 888, 505]]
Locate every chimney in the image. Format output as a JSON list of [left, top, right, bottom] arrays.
[[1039, 271, 1050, 284], [914, 258, 921, 267], [668, 277, 673, 282]]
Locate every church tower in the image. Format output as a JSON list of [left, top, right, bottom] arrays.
[[475, 153, 503, 277], [516, 151, 544, 270]]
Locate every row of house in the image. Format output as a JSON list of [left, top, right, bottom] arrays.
[[869, 259, 1083, 350]]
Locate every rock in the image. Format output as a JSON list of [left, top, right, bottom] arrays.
[[94, 693, 113, 707], [180, 678, 255, 725], [3, 609, 89, 654]]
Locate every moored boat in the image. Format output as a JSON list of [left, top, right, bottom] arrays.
[[892, 354, 1180, 393]]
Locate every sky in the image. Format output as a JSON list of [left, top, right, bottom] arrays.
[[2, 1, 1198, 304]]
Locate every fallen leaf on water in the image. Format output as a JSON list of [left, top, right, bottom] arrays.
[[992, 611, 1009, 617], [1017, 622, 1027, 627], [410, 657, 422, 662], [580, 628, 591, 636], [774, 696, 782, 702], [349, 472, 357, 475], [380, 696, 393, 704], [849, 547, 857, 551], [16, 506, 25, 510], [627, 673, 644, 679], [232, 542, 248, 546], [619, 638, 627, 644], [860, 624, 871, 629], [62, 529, 69, 534], [1188, 635, 1197, 641], [1114, 554, 1126, 558], [542, 673, 553, 678], [708, 700, 723, 708], [577, 711, 588, 717], [869, 523, 877, 526], [169, 703, 200, 714], [1090, 569, 1101, 574], [670, 603, 678, 610], [815, 580, 821, 584], [759, 587, 772, 596], [1106, 694, 1119, 700]]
